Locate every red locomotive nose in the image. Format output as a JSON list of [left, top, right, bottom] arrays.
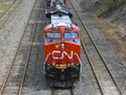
[[44, 24, 80, 70]]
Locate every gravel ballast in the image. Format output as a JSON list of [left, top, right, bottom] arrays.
[[0, 0, 35, 84]]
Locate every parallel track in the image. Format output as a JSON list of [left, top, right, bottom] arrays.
[[0, 0, 37, 94], [0, 0, 17, 18], [16, 23, 38, 95], [0, 20, 31, 95], [0, 0, 21, 28], [16, 0, 46, 94], [70, 0, 122, 95]]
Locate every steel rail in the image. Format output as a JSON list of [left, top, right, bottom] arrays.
[[70, 88, 74, 95], [17, 23, 38, 95], [0, 0, 17, 19], [51, 88, 74, 95], [0, 0, 21, 28], [0, 20, 29, 95], [80, 37, 104, 95], [17, 0, 45, 94], [69, 1, 103, 95], [70, 0, 122, 95]]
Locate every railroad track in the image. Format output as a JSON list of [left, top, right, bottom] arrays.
[[0, 0, 17, 18], [70, 0, 122, 95], [51, 88, 74, 95], [0, 23, 33, 95], [13, 0, 46, 94], [0, 0, 21, 28], [0, 0, 38, 94], [0, 0, 123, 95], [16, 23, 38, 95]]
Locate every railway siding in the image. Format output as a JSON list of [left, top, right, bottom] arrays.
[[0, 0, 35, 89], [18, 0, 50, 95], [0, 0, 22, 29]]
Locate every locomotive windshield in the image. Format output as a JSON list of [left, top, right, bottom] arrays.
[[64, 32, 80, 44], [47, 32, 60, 39], [64, 32, 78, 39], [46, 32, 61, 42]]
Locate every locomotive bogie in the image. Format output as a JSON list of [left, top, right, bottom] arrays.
[[45, 64, 80, 81]]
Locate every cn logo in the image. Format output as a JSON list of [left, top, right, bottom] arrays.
[[52, 50, 74, 60]]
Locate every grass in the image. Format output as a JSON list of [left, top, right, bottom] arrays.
[[0, 3, 11, 13]]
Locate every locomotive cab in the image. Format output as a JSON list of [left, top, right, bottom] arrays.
[[43, 15, 81, 81]]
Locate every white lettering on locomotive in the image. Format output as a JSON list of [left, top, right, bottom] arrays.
[[52, 50, 74, 60]]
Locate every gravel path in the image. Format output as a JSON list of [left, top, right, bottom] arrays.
[[0, 0, 35, 86]]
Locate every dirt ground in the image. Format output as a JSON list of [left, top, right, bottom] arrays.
[[76, 0, 126, 94], [96, 18, 126, 65], [78, 0, 126, 66], [95, 2, 126, 65], [0, 0, 35, 87]]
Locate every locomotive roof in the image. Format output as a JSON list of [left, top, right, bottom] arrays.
[[51, 15, 72, 27]]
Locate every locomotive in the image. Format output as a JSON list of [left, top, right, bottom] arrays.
[[43, 0, 81, 87]]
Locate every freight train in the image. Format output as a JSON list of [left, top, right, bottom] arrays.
[[43, 0, 81, 87]]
